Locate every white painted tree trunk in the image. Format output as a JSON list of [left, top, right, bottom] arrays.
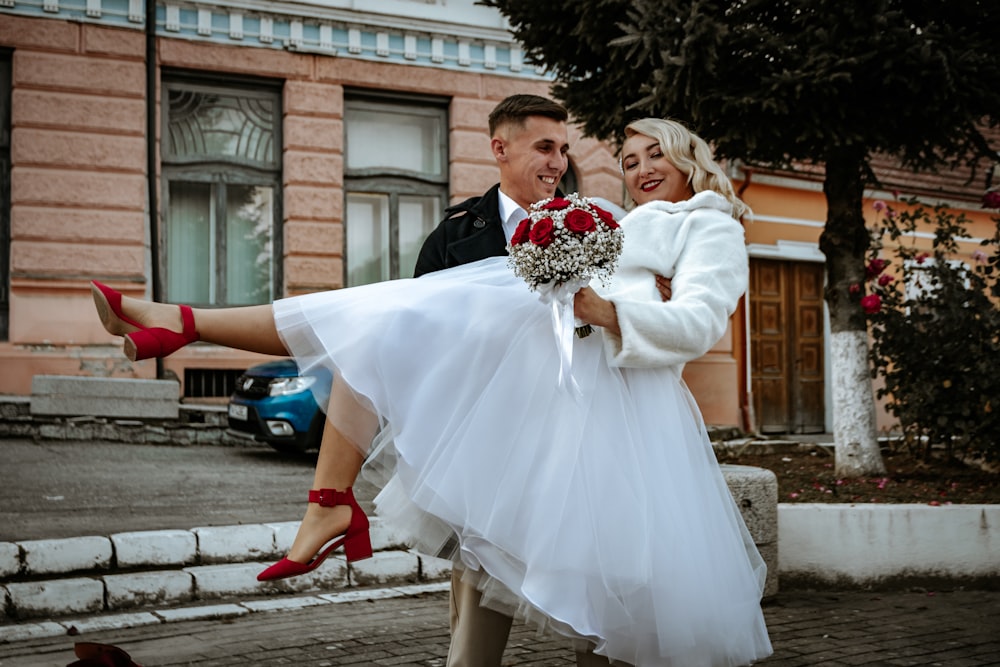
[[830, 330, 887, 477]]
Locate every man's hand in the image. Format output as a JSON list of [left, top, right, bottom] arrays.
[[656, 275, 672, 302]]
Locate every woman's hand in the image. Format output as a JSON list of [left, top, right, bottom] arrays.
[[574, 287, 621, 336], [656, 275, 672, 301]]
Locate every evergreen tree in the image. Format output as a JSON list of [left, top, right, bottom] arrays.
[[485, 0, 1000, 475]]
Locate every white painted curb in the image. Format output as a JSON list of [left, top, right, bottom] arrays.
[[778, 504, 1000, 586]]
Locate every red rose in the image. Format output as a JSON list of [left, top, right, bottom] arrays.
[[511, 217, 531, 245], [861, 294, 882, 314], [866, 258, 887, 279], [543, 197, 570, 210], [982, 191, 1000, 210], [528, 216, 555, 247], [877, 274, 892, 287], [564, 209, 596, 234], [848, 283, 861, 295], [593, 205, 620, 229]]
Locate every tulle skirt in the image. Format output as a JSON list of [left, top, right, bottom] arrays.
[[273, 257, 772, 666]]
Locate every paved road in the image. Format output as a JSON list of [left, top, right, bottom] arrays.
[[0, 438, 378, 542], [1, 588, 998, 666]]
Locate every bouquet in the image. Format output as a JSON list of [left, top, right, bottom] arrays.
[[507, 193, 624, 292], [506, 193, 624, 395]]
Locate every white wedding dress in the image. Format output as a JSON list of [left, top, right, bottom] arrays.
[[273, 192, 773, 666]]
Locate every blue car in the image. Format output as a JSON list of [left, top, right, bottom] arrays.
[[227, 359, 328, 453]]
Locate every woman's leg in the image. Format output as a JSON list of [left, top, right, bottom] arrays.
[[283, 417, 366, 562], [98, 287, 287, 356], [275, 379, 378, 565]]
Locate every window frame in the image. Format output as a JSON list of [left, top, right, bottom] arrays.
[[159, 72, 283, 306], [343, 92, 449, 285]]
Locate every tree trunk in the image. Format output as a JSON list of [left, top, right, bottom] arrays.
[[819, 148, 887, 477]]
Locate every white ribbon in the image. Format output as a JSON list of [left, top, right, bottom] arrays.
[[536, 278, 588, 401]]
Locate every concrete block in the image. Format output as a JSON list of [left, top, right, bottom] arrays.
[[349, 550, 419, 587], [241, 595, 330, 612], [194, 524, 277, 564], [370, 517, 411, 551], [778, 503, 1000, 587], [20, 535, 112, 575], [60, 611, 161, 634], [155, 603, 250, 623], [112, 529, 197, 568], [721, 464, 778, 544], [185, 563, 267, 599], [6, 577, 104, 618], [267, 521, 301, 554], [0, 541, 21, 577], [30, 375, 179, 419], [319, 587, 408, 604], [418, 553, 453, 581], [185, 560, 347, 598], [105, 570, 194, 609], [0, 620, 66, 642]]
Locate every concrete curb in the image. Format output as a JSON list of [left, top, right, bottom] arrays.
[[0, 581, 451, 643], [779, 503, 1000, 587], [5, 502, 998, 628], [0, 517, 453, 624]]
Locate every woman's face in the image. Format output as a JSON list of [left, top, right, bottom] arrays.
[[620, 132, 694, 206]]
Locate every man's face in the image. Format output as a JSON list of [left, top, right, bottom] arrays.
[[492, 116, 569, 210]]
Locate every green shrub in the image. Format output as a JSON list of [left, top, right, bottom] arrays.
[[863, 195, 1000, 462]]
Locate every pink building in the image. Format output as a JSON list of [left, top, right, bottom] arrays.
[[1, 1, 994, 433]]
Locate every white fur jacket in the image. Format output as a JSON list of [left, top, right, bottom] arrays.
[[593, 190, 749, 370]]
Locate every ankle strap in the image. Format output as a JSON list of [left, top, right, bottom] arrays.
[[309, 488, 354, 507]]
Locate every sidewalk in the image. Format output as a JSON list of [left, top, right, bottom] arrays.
[[1, 585, 998, 666], [2, 437, 999, 665]]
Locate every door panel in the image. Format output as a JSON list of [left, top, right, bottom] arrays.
[[751, 259, 826, 433]]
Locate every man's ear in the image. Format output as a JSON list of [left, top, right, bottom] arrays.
[[491, 137, 507, 163]]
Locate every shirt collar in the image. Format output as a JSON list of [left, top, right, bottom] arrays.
[[498, 190, 528, 242]]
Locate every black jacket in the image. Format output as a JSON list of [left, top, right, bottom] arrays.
[[413, 184, 508, 278]]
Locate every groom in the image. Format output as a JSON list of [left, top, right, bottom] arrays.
[[414, 94, 666, 667]]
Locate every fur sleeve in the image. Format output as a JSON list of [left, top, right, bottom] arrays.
[[602, 208, 748, 368]]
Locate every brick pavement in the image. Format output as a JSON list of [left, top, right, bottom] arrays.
[[1, 588, 998, 667]]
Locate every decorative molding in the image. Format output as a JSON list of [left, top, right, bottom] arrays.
[[228, 11, 242, 40], [197, 8, 211, 36], [747, 240, 826, 263], [752, 214, 825, 229], [0, 0, 546, 79]]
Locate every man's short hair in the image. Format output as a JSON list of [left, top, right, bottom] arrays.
[[488, 94, 568, 137]]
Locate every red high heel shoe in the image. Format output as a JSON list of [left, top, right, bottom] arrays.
[[257, 487, 372, 582], [90, 281, 200, 361]]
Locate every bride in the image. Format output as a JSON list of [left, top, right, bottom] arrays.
[[92, 117, 772, 667]]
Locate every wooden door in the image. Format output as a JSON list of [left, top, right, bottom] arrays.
[[750, 259, 826, 433]]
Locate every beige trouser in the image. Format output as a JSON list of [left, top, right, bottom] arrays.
[[446, 570, 617, 667]]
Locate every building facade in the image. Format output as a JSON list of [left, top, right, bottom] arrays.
[[1, 0, 994, 433]]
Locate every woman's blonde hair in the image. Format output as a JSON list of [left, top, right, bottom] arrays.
[[620, 118, 751, 223]]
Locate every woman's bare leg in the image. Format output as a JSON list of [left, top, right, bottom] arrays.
[[110, 293, 287, 356], [283, 380, 374, 563], [284, 420, 366, 562]]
